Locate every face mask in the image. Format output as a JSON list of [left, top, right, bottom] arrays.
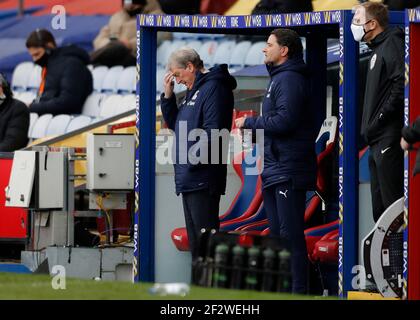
[[125, 6, 143, 17], [351, 21, 374, 42], [351, 23, 366, 42], [34, 51, 49, 67]]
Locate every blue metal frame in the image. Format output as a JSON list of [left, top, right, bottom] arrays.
[[134, 11, 359, 297], [134, 17, 157, 282], [337, 10, 358, 298], [336, 11, 404, 298], [403, 9, 410, 302]]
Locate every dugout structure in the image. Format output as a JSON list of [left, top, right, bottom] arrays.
[[134, 10, 403, 298]]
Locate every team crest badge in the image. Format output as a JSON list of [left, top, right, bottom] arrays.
[[370, 54, 377, 70]]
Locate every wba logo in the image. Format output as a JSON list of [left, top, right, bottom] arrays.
[[157, 15, 163, 26], [163, 15, 171, 27], [252, 15, 262, 27], [245, 16, 252, 27], [408, 9, 420, 22], [265, 15, 272, 26], [231, 16, 239, 28], [139, 15, 145, 25], [199, 16, 208, 28], [192, 16, 198, 27], [181, 16, 190, 27], [145, 15, 154, 26]]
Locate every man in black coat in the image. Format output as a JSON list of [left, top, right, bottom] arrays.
[[25, 29, 93, 116], [351, 2, 404, 222], [0, 73, 29, 152]]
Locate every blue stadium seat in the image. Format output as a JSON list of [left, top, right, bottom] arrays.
[[117, 66, 136, 94], [157, 40, 172, 67], [30, 113, 53, 139], [82, 93, 106, 117], [46, 114, 72, 136], [244, 41, 266, 67], [198, 40, 218, 68], [99, 94, 123, 118], [28, 112, 39, 137], [66, 115, 92, 133], [101, 66, 124, 94], [213, 41, 236, 66], [14, 91, 36, 106], [92, 66, 109, 92], [27, 65, 42, 92], [11, 61, 34, 92], [228, 41, 252, 72], [156, 67, 166, 96], [162, 40, 188, 68], [120, 94, 136, 113], [185, 40, 203, 53]]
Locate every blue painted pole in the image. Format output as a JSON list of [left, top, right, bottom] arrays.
[[339, 10, 359, 298], [402, 9, 410, 301], [134, 19, 157, 282]]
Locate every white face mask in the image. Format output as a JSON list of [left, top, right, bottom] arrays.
[[0, 93, 6, 105], [351, 23, 366, 42]]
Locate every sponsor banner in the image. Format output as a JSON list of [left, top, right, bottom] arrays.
[[138, 11, 342, 29]]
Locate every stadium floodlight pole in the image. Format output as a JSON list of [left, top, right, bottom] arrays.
[[18, 0, 24, 17]]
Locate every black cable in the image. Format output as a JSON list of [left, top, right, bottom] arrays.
[[316, 261, 326, 295]]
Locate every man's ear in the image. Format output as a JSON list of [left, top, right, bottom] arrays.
[[186, 62, 195, 73], [46, 42, 56, 49], [371, 19, 379, 30], [281, 46, 289, 57]]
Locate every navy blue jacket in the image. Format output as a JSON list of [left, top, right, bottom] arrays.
[[161, 64, 236, 195], [30, 45, 93, 116], [244, 56, 317, 190]]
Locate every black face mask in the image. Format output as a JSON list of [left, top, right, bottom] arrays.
[[125, 6, 144, 17], [34, 50, 50, 67]]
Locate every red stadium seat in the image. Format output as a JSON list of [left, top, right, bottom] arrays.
[[311, 229, 339, 264], [171, 144, 263, 251]]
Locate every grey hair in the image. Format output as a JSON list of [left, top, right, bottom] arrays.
[[167, 47, 204, 70]]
